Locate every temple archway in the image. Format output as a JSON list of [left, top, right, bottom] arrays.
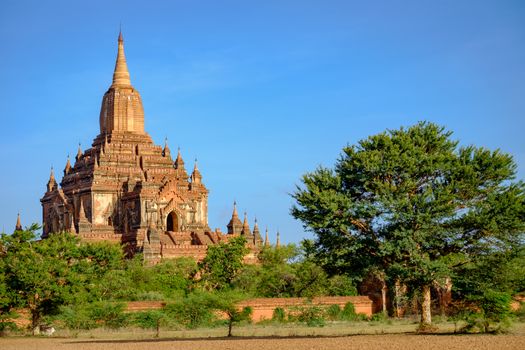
[[167, 211, 179, 232]]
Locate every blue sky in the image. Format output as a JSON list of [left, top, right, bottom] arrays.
[[0, 0, 524, 243]]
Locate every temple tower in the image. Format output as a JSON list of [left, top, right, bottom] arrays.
[[40, 32, 265, 262]]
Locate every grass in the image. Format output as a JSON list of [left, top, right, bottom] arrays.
[[38, 320, 525, 340]]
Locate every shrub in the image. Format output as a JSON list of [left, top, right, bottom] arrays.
[[132, 310, 165, 329], [164, 293, 215, 329], [55, 305, 96, 330], [370, 312, 388, 322], [272, 307, 286, 323], [463, 290, 513, 333], [136, 291, 165, 301], [294, 305, 325, 327], [341, 302, 359, 321], [88, 302, 128, 329], [326, 304, 342, 321]]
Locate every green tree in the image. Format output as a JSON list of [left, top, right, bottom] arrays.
[[198, 236, 248, 290], [292, 122, 525, 327], [1, 227, 85, 333], [208, 290, 252, 337]]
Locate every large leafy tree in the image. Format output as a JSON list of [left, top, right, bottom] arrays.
[[291, 122, 525, 326]]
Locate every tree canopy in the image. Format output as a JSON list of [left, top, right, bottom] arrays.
[[291, 122, 525, 326]]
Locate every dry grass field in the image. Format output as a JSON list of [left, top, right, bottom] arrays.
[[2, 322, 524, 350]]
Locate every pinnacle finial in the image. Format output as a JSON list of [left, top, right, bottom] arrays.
[[64, 154, 72, 175], [76, 143, 82, 161], [15, 212, 22, 231], [111, 30, 131, 88], [175, 147, 185, 170], [276, 231, 281, 248], [118, 24, 123, 42], [264, 227, 270, 247], [162, 137, 170, 157], [232, 201, 238, 217]]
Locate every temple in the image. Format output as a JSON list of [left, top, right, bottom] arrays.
[[41, 32, 264, 263]]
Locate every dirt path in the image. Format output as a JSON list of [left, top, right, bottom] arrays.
[[2, 334, 524, 350]]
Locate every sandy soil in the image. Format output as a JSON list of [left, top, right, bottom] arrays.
[[1, 334, 524, 350]]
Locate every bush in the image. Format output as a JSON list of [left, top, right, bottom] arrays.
[[132, 310, 165, 329], [293, 305, 325, 327], [341, 302, 359, 321], [55, 305, 97, 330], [458, 290, 513, 334], [88, 302, 128, 329], [272, 307, 286, 323], [326, 304, 341, 321], [164, 293, 215, 329], [136, 291, 165, 301]]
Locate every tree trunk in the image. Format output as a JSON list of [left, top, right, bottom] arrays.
[[394, 279, 407, 318], [227, 319, 233, 337], [31, 310, 40, 336], [155, 319, 160, 338], [381, 280, 388, 315], [435, 277, 452, 316], [420, 285, 432, 326]]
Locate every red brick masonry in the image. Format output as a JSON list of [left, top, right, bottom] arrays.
[[126, 296, 374, 322]]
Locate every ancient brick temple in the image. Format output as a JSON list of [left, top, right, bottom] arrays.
[[41, 32, 265, 262]]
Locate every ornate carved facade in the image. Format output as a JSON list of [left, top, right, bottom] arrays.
[[41, 32, 264, 262]]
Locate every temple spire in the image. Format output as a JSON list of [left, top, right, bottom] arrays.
[[264, 227, 270, 247], [276, 231, 281, 248], [174, 147, 186, 171], [15, 213, 22, 231], [76, 143, 82, 161], [111, 30, 132, 88], [241, 212, 251, 236], [232, 201, 238, 218], [162, 137, 171, 157], [64, 155, 71, 176], [47, 167, 57, 192], [253, 217, 262, 245], [227, 201, 243, 235], [191, 159, 202, 184]]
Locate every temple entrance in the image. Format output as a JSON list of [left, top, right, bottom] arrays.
[[167, 211, 179, 232]]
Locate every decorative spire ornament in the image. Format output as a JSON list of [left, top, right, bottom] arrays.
[[15, 212, 22, 231]]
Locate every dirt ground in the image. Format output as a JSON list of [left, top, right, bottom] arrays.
[[1, 334, 525, 350]]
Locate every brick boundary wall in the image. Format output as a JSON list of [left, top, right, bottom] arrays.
[[8, 296, 374, 328], [237, 296, 373, 322], [126, 296, 374, 322]]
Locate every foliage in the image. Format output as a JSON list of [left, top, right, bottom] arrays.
[[207, 290, 252, 336], [87, 302, 128, 329], [289, 304, 325, 327], [234, 244, 358, 299], [131, 310, 168, 336], [198, 236, 249, 291], [163, 292, 216, 329], [291, 122, 525, 325], [341, 302, 359, 321], [1, 227, 87, 332], [54, 305, 97, 330], [272, 307, 286, 323], [327, 275, 358, 296], [326, 304, 342, 321], [53, 302, 127, 330]]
